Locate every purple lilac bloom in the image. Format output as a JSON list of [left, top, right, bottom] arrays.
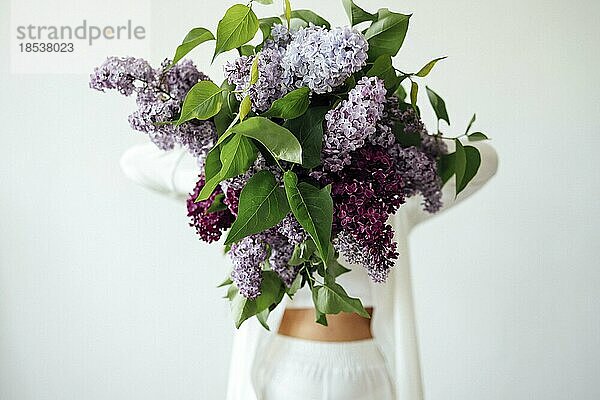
[[187, 175, 235, 243], [268, 24, 292, 48], [381, 97, 449, 159], [322, 76, 387, 171], [229, 235, 268, 300], [223, 186, 241, 217], [174, 121, 218, 168], [159, 59, 209, 101], [224, 47, 287, 113], [265, 229, 300, 287], [277, 214, 307, 246], [388, 145, 444, 213], [224, 24, 368, 110], [89, 56, 155, 96], [398, 106, 448, 158], [221, 154, 283, 193], [281, 25, 368, 93], [90, 57, 215, 163]]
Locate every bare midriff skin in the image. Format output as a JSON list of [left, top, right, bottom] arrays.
[[278, 307, 374, 342]]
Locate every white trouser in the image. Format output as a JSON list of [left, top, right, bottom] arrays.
[[256, 334, 395, 400]]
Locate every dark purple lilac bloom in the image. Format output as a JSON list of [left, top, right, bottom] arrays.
[[187, 176, 235, 243], [317, 146, 406, 282]]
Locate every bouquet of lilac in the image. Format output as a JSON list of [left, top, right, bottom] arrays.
[[90, 0, 489, 328]]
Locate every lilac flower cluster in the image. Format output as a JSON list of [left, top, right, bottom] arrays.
[[382, 97, 449, 159], [388, 144, 444, 213], [281, 25, 369, 93], [90, 57, 217, 166], [220, 154, 284, 193], [322, 76, 388, 171], [318, 146, 406, 282], [187, 176, 235, 243], [229, 224, 302, 299], [229, 235, 268, 299], [90, 56, 155, 96], [224, 46, 287, 113], [224, 24, 369, 111]]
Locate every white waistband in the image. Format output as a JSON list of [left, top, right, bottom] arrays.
[[269, 334, 386, 369]]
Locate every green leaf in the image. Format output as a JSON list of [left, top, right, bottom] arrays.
[[172, 28, 215, 65], [250, 55, 260, 85], [239, 44, 255, 56], [283, 171, 333, 264], [394, 83, 407, 101], [214, 81, 238, 136], [284, 0, 292, 28], [325, 245, 349, 279], [262, 87, 310, 119], [464, 113, 476, 135], [410, 81, 419, 111], [231, 271, 284, 328], [214, 4, 259, 61], [176, 81, 223, 125], [426, 86, 450, 125], [224, 117, 303, 164], [254, 0, 273, 4], [315, 310, 328, 325], [225, 284, 237, 300], [453, 139, 466, 199], [286, 273, 303, 297], [288, 239, 317, 266], [197, 134, 257, 201], [437, 152, 454, 185], [204, 146, 222, 182], [313, 283, 370, 318], [289, 10, 330, 28], [207, 193, 228, 213], [342, 0, 376, 26], [230, 287, 256, 327], [239, 95, 252, 122], [259, 17, 283, 41], [392, 120, 422, 147], [217, 276, 233, 288], [468, 132, 489, 141], [224, 171, 290, 245], [364, 9, 410, 61], [457, 145, 481, 194], [367, 55, 401, 91], [415, 56, 447, 78], [256, 309, 271, 330], [327, 260, 351, 279], [284, 106, 327, 169]]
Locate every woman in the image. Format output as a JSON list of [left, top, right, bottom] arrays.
[[120, 140, 498, 400]]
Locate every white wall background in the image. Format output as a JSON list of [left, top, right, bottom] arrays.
[[1, 0, 599, 399]]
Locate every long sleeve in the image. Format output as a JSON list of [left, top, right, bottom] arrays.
[[119, 143, 200, 201], [406, 141, 499, 229]]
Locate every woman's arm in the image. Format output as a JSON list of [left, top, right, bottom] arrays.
[[406, 140, 499, 228], [119, 143, 199, 201]]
